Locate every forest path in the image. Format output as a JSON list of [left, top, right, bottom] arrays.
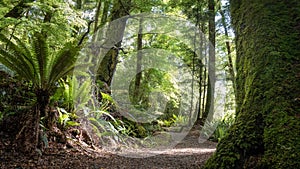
[[96, 127, 217, 169], [1, 125, 217, 169]]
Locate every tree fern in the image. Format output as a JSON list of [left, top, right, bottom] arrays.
[[0, 32, 81, 129]]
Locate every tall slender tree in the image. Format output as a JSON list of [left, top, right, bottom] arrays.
[[204, 0, 300, 168], [96, 0, 132, 87], [203, 0, 216, 122], [218, 3, 236, 101], [133, 17, 143, 103]]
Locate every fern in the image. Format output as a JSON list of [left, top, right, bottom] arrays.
[[0, 34, 34, 80], [0, 32, 82, 129], [0, 32, 81, 89]]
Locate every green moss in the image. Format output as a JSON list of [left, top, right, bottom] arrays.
[[204, 0, 300, 168]]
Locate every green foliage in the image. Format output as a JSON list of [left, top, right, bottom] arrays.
[[129, 68, 174, 106], [101, 92, 114, 103], [0, 1, 87, 45], [57, 107, 80, 130], [112, 118, 139, 137], [0, 64, 13, 75], [96, 80, 116, 107], [0, 1, 91, 153], [167, 0, 209, 24], [0, 0, 240, 156], [0, 30, 85, 134], [128, 68, 181, 123], [88, 109, 122, 138], [133, 0, 166, 12], [111, 118, 163, 138], [160, 98, 181, 120], [157, 114, 186, 127], [202, 113, 235, 142], [51, 77, 74, 111], [51, 75, 100, 130], [0, 33, 80, 93]]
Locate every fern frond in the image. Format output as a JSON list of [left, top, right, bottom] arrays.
[[10, 34, 32, 60], [48, 42, 80, 86], [0, 34, 35, 80], [10, 34, 38, 79], [0, 48, 23, 74], [32, 33, 49, 88]]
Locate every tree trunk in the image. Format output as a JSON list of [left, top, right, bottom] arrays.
[[194, 0, 203, 125], [204, 0, 300, 168], [36, 89, 53, 130], [96, 0, 131, 87], [203, 0, 215, 122], [219, 7, 236, 101], [133, 17, 143, 103], [201, 23, 207, 122], [76, 0, 82, 10], [14, 106, 40, 154], [99, 0, 110, 27], [201, 52, 208, 122], [93, 0, 102, 34]]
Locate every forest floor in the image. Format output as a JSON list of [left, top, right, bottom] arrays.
[[0, 123, 217, 169]]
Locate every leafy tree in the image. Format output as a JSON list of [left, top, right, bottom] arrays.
[[167, 0, 218, 124], [204, 0, 300, 168]]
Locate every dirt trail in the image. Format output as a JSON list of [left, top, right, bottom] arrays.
[[1, 127, 217, 169]]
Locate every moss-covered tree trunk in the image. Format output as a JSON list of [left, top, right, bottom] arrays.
[[97, 0, 131, 87], [204, 0, 300, 168], [133, 17, 143, 103]]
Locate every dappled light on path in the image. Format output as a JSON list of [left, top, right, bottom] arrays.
[[116, 147, 216, 157]]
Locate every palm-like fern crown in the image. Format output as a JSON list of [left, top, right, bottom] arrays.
[[0, 33, 80, 92]]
